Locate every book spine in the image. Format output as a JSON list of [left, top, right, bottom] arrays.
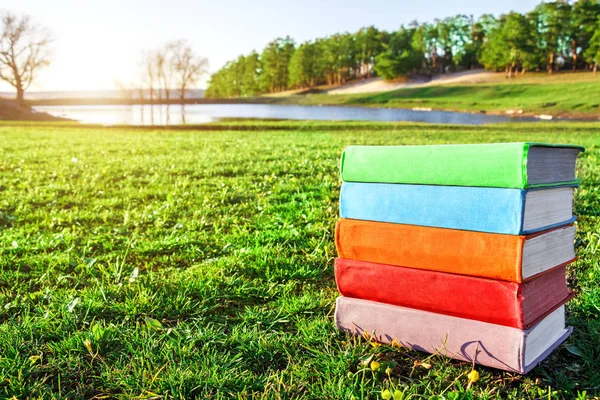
[[515, 235, 525, 283], [519, 190, 526, 234], [335, 258, 524, 328], [341, 143, 528, 188], [522, 143, 530, 188], [335, 297, 525, 373], [335, 219, 524, 282], [340, 182, 524, 234]]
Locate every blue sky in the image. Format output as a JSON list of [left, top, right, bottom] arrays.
[[1, 0, 542, 91]]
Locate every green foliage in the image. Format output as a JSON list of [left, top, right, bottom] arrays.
[[0, 121, 599, 398], [435, 15, 473, 72], [288, 41, 322, 88], [206, 1, 600, 97], [320, 32, 360, 85], [374, 28, 422, 79], [460, 14, 498, 70], [260, 37, 296, 93], [533, 1, 572, 72], [243, 51, 262, 96], [584, 16, 600, 71], [205, 52, 263, 98], [571, 0, 600, 68], [355, 26, 385, 78], [480, 12, 539, 74]]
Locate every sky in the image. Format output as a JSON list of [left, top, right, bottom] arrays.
[[1, 0, 542, 92]]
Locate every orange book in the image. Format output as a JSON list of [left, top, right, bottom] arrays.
[[335, 219, 576, 283]]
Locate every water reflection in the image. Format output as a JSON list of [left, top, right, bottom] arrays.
[[33, 104, 540, 126]]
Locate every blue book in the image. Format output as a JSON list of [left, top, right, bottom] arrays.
[[340, 182, 576, 235]]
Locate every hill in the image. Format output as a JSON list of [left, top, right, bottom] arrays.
[[267, 72, 600, 119], [0, 98, 71, 121]]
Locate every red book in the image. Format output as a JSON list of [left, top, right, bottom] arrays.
[[334, 258, 573, 329]]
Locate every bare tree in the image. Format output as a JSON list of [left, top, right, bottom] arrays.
[[154, 47, 173, 104], [137, 41, 208, 105], [168, 40, 208, 101], [0, 11, 52, 106], [140, 50, 158, 104]]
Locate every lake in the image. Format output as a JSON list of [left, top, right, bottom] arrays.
[[33, 104, 540, 125]]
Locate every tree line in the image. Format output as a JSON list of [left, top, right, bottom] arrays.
[[205, 0, 600, 98]]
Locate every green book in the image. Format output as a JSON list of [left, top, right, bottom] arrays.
[[340, 142, 584, 189]]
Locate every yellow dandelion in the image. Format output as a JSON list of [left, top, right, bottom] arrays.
[[391, 338, 401, 348], [370, 360, 381, 371], [370, 341, 381, 348], [467, 369, 479, 383], [467, 369, 480, 389], [393, 390, 404, 400], [385, 366, 393, 375], [381, 389, 392, 400]]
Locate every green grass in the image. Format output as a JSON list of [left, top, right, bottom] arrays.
[[0, 121, 599, 399], [269, 72, 600, 117]]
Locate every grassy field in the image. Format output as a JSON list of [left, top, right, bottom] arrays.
[[0, 121, 599, 399], [269, 72, 600, 118]]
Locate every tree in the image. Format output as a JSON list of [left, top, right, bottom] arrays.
[[413, 22, 440, 72], [289, 42, 312, 88], [570, 0, 600, 70], [206, 2, 600, 98], [534, 1, 571, 73], [205, 68, 227, 98], [205, 51, 262, 98], [260, 37, 295, 93], [584, 16, 600, 71], [436, 15, 472, 72], [374, 27, 422, 79], [480, 12, 538, 77], [169, 40, 208, 102], [460, 14, 498, 70], [356, 26, 384, 78], [140, 50, 159, 103], [242, 51, 261, 96], [137, 41, 207, 103], [0, 11, 52, 106], [152, 47, 172, 103], [289, 41, 325, 88]]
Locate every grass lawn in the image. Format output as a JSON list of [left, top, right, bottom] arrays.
[[0, 121, 599, 399], [269, 72, 600, 118]]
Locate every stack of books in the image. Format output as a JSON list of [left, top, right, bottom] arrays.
[[334, 142, 584, 374]]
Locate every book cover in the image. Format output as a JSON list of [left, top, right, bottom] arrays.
[[340, 142, 583, 188], [340, 182, 576, 235], [334, 219, 576, 282], [335, 297, 572, 374], [335, 258, 572, 329]]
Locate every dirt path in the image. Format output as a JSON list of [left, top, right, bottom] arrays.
[[327, 70, 497, 95]]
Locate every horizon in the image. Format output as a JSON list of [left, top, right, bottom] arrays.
[[1, 0, 541, 93]]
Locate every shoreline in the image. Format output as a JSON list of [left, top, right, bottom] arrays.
[[29, 98, 600, 122]]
